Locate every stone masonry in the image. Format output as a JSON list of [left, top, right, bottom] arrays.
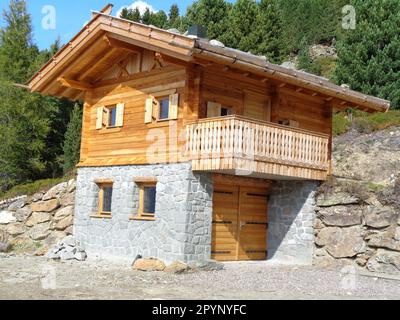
[[268, 180, 319, 265], [74, 163, 213, 264]]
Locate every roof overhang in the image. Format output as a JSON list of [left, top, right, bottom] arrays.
[[27, 9, 390, 112]]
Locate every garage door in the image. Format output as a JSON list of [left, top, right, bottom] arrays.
[[211, 184, 269, 261]]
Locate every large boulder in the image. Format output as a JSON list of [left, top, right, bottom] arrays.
[[14, 206, 32, 222], [364, 206, 398, 228], [60, 193, 75, 207], [6, 223, 26, 236], [51, 216, 73, 231], [29, 222, 51, 241], [367, 228, 400, 252], [30, 199, 59, 213], [0, 211, 16, 225], [316, 192, 360, 207], [53, 206, 73, 221], [42, 182, 68, 201], [7, 197, 28, 211], [164, 261, 191, 274], [316, 226, 365, 258], [366, 249, 400, 275], [132, 258, 166, 272], [26, 212, 52, 227], [317, 205, 362, 227]]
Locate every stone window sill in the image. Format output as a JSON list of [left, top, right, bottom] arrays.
[[129, 215, 156, 221], [90, 213, 112, 219]]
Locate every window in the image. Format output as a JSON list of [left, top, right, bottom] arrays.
[[131, 179, 158, 221], [207, 102, 233, 118], [221, 106, 233, 116], [107, 106, 117, 127], [96, 103, 124, 129], [158, 97, 170, 120], [96, 182, 113, 217]]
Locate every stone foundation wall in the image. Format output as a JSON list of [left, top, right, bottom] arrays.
[[74, 163, 213, 264], [314, 192, 400, 274], [268, 180, 319, 265]]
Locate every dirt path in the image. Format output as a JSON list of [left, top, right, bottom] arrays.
[[1, 255, 399, 300]]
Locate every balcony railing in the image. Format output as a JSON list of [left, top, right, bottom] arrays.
[[185, 115, 330, 180]]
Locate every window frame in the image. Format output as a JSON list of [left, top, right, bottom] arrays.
[[94, 181, 114, 218], [131, 178, 158, 221], [156, 96, 170, 122], [105, 105, 117, 128]]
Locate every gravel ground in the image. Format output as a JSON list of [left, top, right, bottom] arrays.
[[0, 255, 399, 300]]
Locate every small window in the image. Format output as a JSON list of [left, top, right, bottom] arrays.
[[133, 181, 157, 220], [107, 106, 117, 127], [221, 106, 233, 116], [97, 183, 113, 216], [158, 97, 170, 120]]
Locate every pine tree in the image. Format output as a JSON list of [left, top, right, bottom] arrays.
[[334, 0, 400, 109], [168, 4, 180, 28], [62, 104, 82, 173]]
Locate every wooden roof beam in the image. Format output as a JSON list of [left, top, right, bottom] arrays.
[[57, 77, 94, 91], [103, 34, 142, 53]]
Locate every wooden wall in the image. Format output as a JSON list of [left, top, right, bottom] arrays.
[[79, 60, 188, 167]]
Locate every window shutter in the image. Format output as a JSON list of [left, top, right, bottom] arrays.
[[96, 106, 104, 129], [103, 108, 110, 127], [116, 103, 125, 127], [169, 93, 179, 120], [207, 102, 222, 118], [145, 97, 154, 123]]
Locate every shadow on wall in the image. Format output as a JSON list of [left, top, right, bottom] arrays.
[[267, 180, 320, 265]]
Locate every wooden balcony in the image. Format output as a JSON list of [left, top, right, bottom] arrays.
[[185, 115, 330, 180]]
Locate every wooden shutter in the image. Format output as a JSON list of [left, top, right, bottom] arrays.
[[207, 102, 222, 118], [116, 103, 125, 127], [103, 108, 110, 127], [96, 106, 104, 129], [145, 97, 154, 123], [169, 93, 179, 120]]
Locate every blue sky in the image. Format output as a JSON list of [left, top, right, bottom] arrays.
[[0, 0, 229, 50]]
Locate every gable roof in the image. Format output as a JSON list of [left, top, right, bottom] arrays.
[[28, 9, 390, 113]]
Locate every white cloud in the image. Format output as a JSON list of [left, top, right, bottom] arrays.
[[116, 1, 158, 17]]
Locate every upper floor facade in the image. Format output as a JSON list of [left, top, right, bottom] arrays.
[[28, 6, 390, 181]]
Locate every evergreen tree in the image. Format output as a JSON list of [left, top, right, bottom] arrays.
[[334, 0, 400, 109], [168, 4, 180, 28], [184, 0, 231, 40], [62, 104, 82, 173]]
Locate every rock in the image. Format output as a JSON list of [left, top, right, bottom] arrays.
[[30, 192, 44, 202], [29, 222, 51, 241], [132, 258, 166, 272], [368, 229, 400, 252], [52, 216, 73, 231], [64, 226, 73, 235], [74, 251, 87, 261], [6, 223, 26, 236], [53, 206, 74, 221], [314, 248, 327, 257], [30, 199, 59, 213], [317, 205, 362, 227], [34, 246, 49, 256], [364, 206, 397, 228], [60, 250, 75, 260], [42, 182, 68, 201], [14, 207, 32, 222], [193, 260, 224, 271], [164, 261, 191, 274], [26, 212, 52, 227], [0, 211, 17, 225], [61, 235, 76, 247], [316, 192, 360, 207], [316, 226, 365, 258], [67, 179, 76, 193], [45, 250, 60, 260], [60, 193, 75, 207], [209, 39, 225, 48], [366, 249, 400, 275], [281, 61, 298, 70], [7, 197, 27, 211], [0, 242, 10, 253], [314, 218, 324, 229], [65, 245, 76, 254]]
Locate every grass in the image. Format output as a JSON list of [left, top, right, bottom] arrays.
[[0, 176, 71, 201], [333, 109, 400, 136]]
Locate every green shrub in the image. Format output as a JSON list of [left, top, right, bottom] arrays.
[[0, 177, 71, 200], [333, 112, 350, 136], [353, 110, 400, 133]]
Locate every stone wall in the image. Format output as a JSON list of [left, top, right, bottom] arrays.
[[268, 180, 319, 265], [0, 180, 75, 254], [74, 163, 213, 264], [314, 191, 400, 274]]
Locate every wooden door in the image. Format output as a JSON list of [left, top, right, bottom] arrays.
[[211, 184, 269, 261], [237, 187, 269, 260], [211, 184, 239, 261]]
